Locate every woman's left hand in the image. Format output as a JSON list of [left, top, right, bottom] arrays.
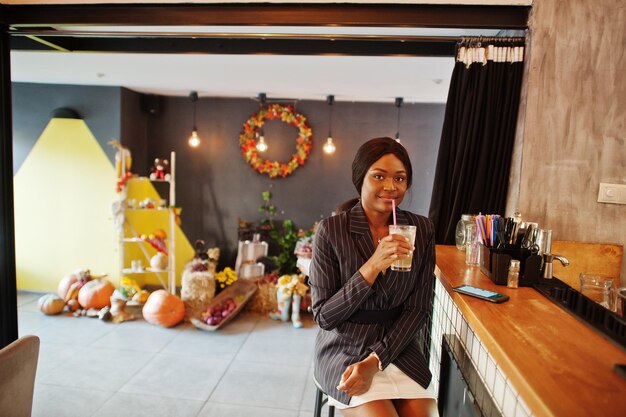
[[336, 354, 380, 396]]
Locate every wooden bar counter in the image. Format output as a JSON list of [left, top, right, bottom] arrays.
[[435, 245, 626, 417]]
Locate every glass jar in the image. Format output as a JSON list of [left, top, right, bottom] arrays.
[[455, 214, 476, 251], [507, 259, 520, 289], [465, 224, 480, 266]]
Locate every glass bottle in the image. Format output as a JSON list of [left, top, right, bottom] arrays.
[[465, 224, 479, 266], [507, 259, 520, 289], [455, 214, 476, 251]]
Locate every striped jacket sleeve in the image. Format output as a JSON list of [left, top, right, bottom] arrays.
[[309, 217, 374, 330]]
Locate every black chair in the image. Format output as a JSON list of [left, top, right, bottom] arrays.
[[313, 378, 335, 417]]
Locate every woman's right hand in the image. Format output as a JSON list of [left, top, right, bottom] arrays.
[[359, 234, 414, 286], [336, 354, 380, 396]]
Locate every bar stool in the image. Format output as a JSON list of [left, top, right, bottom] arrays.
[[313, 378, 335, 417]]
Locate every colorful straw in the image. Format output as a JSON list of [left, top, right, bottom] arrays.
[[391, 199, 397, 226], [475, 215, 487, 245]]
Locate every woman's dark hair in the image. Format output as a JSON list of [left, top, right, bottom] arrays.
[[335, 137, 413, 213]]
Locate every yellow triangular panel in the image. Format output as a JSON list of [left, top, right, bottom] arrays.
[[14, 118, 119, 292], [14, 118, 195, 293]]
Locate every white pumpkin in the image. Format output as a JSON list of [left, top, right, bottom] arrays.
[[38, 294, 65, 315], [150, 252, 168, 270]]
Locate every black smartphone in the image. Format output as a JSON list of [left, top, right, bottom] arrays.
[[453, 285, 510, 303]]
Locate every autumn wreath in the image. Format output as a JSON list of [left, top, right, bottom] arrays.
[[239, 104, 313, 178]]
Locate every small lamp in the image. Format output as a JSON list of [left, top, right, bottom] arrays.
[[51, 108, 81, 119], [323, 95, 336, 154], [394, 97, 403, 143], [188, 91, 200, 148]]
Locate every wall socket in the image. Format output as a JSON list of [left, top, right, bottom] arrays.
[[597, 182, 626, 205]]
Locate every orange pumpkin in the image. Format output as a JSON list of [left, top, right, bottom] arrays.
[[77, 279, 115, 309], [142, 290, 185, 327], [57, 275, 80, 300]]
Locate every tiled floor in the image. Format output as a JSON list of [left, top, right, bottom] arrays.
[[17, 291, 327, 417]]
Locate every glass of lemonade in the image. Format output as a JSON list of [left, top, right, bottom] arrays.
[[389, 225, 417, 272]]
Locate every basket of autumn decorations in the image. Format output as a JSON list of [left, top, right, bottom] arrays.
[[190, 267, 257, 331], [245, 273, 280, 314]]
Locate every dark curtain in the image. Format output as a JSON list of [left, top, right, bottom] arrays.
[[1, 25, 18, 348], [429, 41, 525, 245]]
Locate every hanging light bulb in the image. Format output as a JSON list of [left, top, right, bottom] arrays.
[[395, 97, 403, 143], [323, 137, 336, 154], [188, 91, 201, 148], [256, 131, 268, 152], [256, 93, 268, 152], [324, 95, 336, 154], [188, 130, 200, 148]]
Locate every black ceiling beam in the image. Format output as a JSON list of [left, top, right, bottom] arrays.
[[2, 4, 529, 29], [10, 35, 457, 57]]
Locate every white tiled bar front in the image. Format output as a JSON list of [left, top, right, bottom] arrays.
[[429, 278, 533, 417]]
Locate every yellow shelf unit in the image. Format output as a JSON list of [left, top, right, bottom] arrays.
[[118, 151, 177, 294]]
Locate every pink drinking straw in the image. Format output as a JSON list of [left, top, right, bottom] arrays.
[[391, 199, 397, 226]]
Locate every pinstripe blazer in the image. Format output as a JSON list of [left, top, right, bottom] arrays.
[[309, 202, 435, 405]]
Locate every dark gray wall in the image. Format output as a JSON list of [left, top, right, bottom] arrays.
[[12, 82, 122, 175], [140, 96, 445, 265], [120, 88, 149, 176]]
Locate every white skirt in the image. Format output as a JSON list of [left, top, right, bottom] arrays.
[[325, 363, 437, 410]]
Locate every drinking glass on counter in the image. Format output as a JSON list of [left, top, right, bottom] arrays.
[[579, 273, 616, 311], [389, 224, 417, 271], [465, 224, 480, 266]]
